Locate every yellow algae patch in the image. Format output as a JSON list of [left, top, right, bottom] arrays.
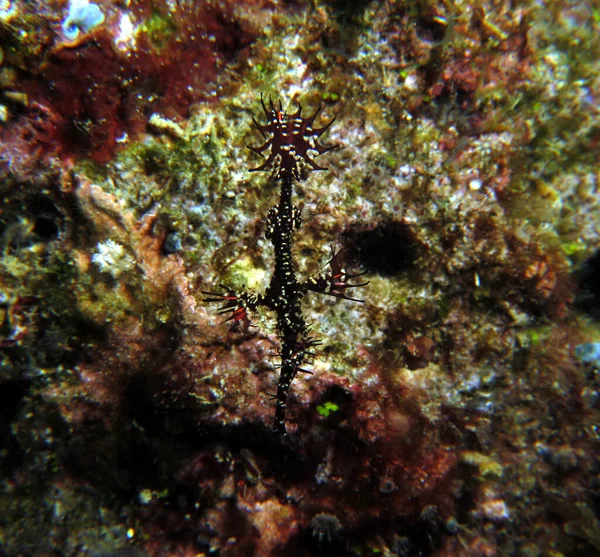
[[461, 451, 504, 478]]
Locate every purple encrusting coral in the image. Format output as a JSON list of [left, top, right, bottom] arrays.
[[1, 0, 600, 556]]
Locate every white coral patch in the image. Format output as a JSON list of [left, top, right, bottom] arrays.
[[92, 239, 135, 278], [115, 12, 136, 51]]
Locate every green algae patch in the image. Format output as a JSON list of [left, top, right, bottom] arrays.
[[316, 401, 340, 417], [461, 451, 504, 479], [140, 12, 178, 53]]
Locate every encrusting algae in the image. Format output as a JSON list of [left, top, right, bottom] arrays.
[[1, 0, 599, 555]]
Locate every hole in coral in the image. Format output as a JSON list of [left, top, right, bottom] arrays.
[[342, 221, 420, 276], [142, 147, 168, 176], [312, 384, 354, 427], [324, 0, 372, 19], [576, 249, 600, 319], [33, 215, 60, 241], [29, 196, 63, 244], [0, 195, 63, 252], [318, 384, 353, 407], [415, 14, 447, 43]]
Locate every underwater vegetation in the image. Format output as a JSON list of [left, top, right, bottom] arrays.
[[1, 0, 599, 556]]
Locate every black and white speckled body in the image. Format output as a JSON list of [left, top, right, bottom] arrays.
[[265, 173, 309, 433], [203, 97, 367, 434]]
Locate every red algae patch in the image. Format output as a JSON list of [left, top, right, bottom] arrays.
[[5, 1, 260, 163]]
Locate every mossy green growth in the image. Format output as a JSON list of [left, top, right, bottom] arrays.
[[222, 256, 268, 291], [561, 240, 586, 258], [516, 326, 550, 349], [254, 63, 267, 74], [140, 11, 177, 53], [382, 152, 397, 170], [461, 451, 503, 478], [316, 401, 339, 417], [528, 330, 541, 346], [109, 132, 207, 209], [76, 159, 110, 185], [437, 297, 450, 319]]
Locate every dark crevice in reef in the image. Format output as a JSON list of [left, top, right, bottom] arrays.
[[45, 368, 466, 556], [61, 372, 293, 496], [310, 384, 354, 427], [415, 13, 448, 44], [342, 221, 421, 276], [322, 0, 372, 22], [0, 378, 30, 469], [575, 248, 600, 320], [0, 193, 64, 251]]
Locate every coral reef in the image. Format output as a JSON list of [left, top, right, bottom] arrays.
[[1, 0, 599, 556]]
